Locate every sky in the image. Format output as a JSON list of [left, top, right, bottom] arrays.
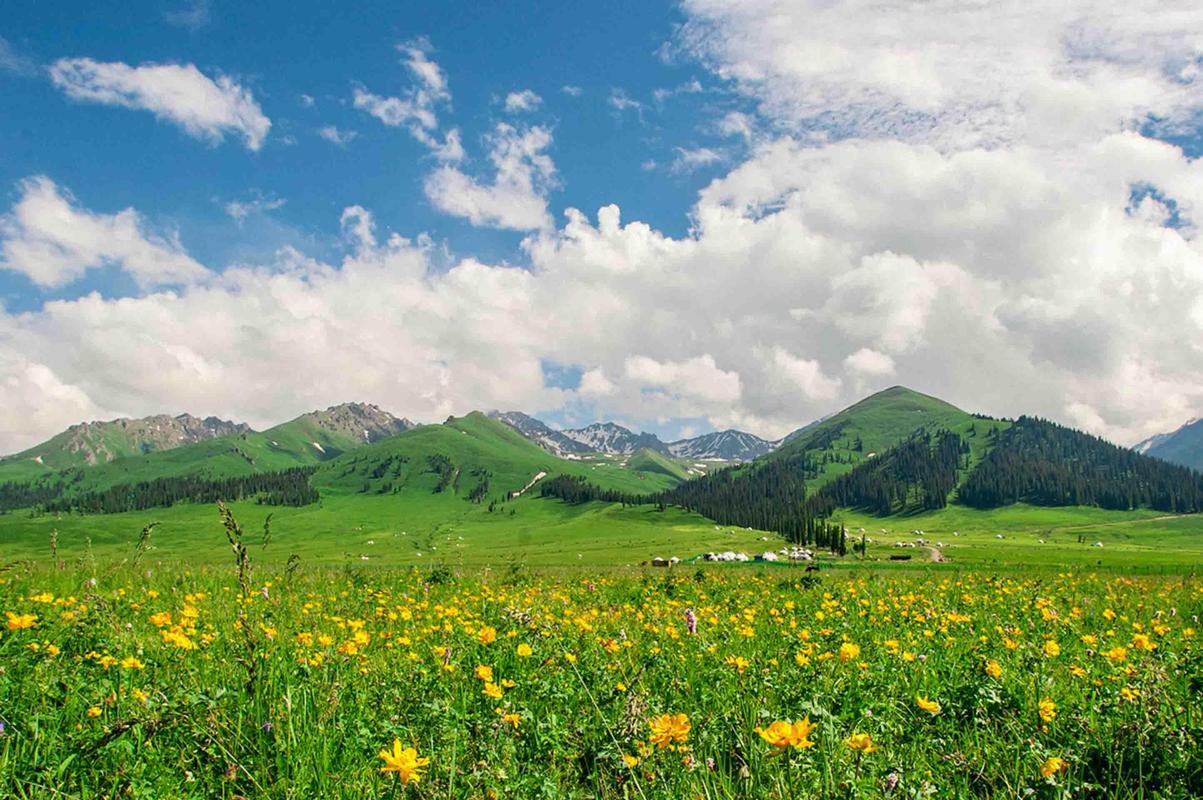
[[2, 0, 1203, 454]]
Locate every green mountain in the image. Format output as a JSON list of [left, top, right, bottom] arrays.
[[1136, 418, 1203, 471], [0, 413, 251, 481], [315, 412, 682, 500], [764, 385, 1003, 488], [0, 403, 413, 494]]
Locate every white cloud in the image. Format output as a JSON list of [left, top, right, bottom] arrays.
[[0, 176, 209, 289], [675, 0, 1203, 149], [353, 39, 462, 161], [625, 354, 742, 406], [318, 125, 358, 146], [163, 0, 211, 30], [504, 90, 542, 113], [424, 124, 556, 231], [298, 93, 315, 108], [767, 346, 841, 401], [670, 146, 725, 174], [6, 4, 1203, 453], [0, 36, 37, 76], [49, 58, 270, 150], [717, 111, 755, 141], [561, 85, 583, 97], [843, 348, 896, 377], [608, 89, 643, 113], [224, 192, 286, 223]]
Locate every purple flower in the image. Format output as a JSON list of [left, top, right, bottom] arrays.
[[884, 772, 900, 792], [685, 608, 698, 635], [261, 721, 273, 733]]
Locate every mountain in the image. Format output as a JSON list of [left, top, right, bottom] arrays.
[[318, 412, 682, 501], [0, 413, 251, 477], [486, 412, 594, 457], [559, 422, 669, 455], [0, 402, 414, 493], [667, 430, 775, 460], [490, 412, 780, 461], [643, 389, 1203, 542], [1135, 418, 1203, 470], [293, 403, 414, 446]]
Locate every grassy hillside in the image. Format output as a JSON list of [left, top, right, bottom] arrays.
[[766, 385, 1006, 490], [626, 448, 692, 482]]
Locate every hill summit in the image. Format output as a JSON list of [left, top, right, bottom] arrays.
[[0, 413, 251, 472]]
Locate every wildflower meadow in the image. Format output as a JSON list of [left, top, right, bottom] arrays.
[[1, 517, 1200, 799]]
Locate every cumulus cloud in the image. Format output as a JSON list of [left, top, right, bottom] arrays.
[[0, 176, 209, 289], [48, 58, 270, 150], [504, 89, 542, 112], [424, 124, 557, 231], [5, 3, 1203, 453]]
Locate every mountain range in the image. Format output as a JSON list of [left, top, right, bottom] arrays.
[[1135, 418, 1203, 471], [4, 387, 1203, 546], [486, 411, 779, 460]]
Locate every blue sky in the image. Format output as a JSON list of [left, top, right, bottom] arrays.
[[0, 0, 745, 308], [2, 1, 1202, 453]]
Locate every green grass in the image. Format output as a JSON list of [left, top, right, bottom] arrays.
[[831, 504, 1203, 571], [1, 563, 1199, 798]]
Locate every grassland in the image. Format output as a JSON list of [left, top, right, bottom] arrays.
[[1, 556, 1199, 798]]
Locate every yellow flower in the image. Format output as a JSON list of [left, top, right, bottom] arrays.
[[846, 732, 877, 753], [6, 612, 37, 630], [483, 681, 504, 699], [1103, 646, 1128, 663], [1119, 685, 1140, 702], [794, 651, 810, 667], [984, 659, 1002, 679], [474, 665, 494, 682], [1130, 633, 1155, 652], [622, 754, 640, 768], [120, 656, 145, 670], [378, 739, 430, 784], [1043, 640, 1061, 657], [916, 696, 941, 716], [86, 706, 102, 718], [516, 643, 533, 657], [1038, 698, 1057, 722], [756, 717, 817, 750], [838, 642, 861, 662], [501, 712, 521, 729], [726, 655, 750, 674], [648, 713, 691, 749], [477, 626, 497, 645], [1040, 755, 1066, 779]]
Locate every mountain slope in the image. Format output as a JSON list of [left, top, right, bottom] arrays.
[[667, 430, 775, 460], [315, 412, 683, 500], [492, 412, 780, 461], [0, 414, 251, 480], [764, 385, 999, 490], [1135, 418, 1203, 470], [486, 412, 594, 456], [4, 403, 414, 495]]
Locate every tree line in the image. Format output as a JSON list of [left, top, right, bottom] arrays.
[[36, 467, 319, 515], [958, 417, 1203, 511]]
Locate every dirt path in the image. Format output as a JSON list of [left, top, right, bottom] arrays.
[[510, 471, 548, 499], [927, 546, 946, 563]]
